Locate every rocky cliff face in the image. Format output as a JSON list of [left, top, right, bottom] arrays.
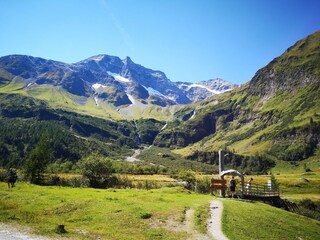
[[176, 79, 238, 102], [0, 54, 237, 108], [75, 55, 191, 105]]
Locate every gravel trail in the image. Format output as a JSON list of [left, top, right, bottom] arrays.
[[207, 200, 229, 240], [0, 223, 52, 240]]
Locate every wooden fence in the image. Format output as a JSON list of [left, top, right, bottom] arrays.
[[242, 184, 280, 197]]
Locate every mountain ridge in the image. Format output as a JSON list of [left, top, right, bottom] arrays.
[[153, 30, 320, 165], [0, 31, 319, 172], [0, 53, 236, 110]]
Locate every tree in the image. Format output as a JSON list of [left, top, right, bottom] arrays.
[[270, 172, 280, 190], [178, 170, 196, 190], [78, 153, 115, 188], [24, 133, 53, 184]]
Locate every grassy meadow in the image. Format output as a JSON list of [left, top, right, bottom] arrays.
[[0, 183, 212, 239], [1, 174, 320, 240], [222, 199, 320, 240]]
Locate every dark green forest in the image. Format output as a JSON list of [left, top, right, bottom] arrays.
[[0, 93, 137, 167]]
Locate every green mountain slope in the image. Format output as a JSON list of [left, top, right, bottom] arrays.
[[0, 93, 166, 166], [154, 31, 320, 170], [0, 31, 319, 172]]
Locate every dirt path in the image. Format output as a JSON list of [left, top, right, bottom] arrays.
[[125, 149, 141, 162], [0, 223, 52, 240], [207, 200, 229, 240], [185, 209, 210, 240]]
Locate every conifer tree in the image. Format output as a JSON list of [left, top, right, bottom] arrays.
[[24, 133, 53, 184]]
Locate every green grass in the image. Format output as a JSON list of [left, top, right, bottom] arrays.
[[26, 85, 123, 120], [222, 199, 320, 240], [271, 148, 320, 175], [1, 79, 179, 121], [139, 146, 217, 173], [1, 181, 320, 239], [0, 76, 26, 94], [0, 183, 212, 239]]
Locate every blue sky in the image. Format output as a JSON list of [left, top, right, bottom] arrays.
[[1, 0, 319, 84]]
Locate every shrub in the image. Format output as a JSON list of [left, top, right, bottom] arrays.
[[139, 211, 152, 219], [78, 153, 115, 188], [0, 168, 7, 181], [41, 174, 89, 187], [178, 170, 196, 190], [195, 177, 211, 193], [135, 180, 160, 190], [296, 198, 320, 221]]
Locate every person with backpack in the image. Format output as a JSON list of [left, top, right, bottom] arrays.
[[229, 176, 236, 198], [7, 168, 17, 188]]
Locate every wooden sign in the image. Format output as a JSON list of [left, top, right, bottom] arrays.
[[211, 185, 228, 190], [210, 178, 227, 190], [211, 179, 226, 184]]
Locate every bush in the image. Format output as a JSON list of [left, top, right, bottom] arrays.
[[297, 198, 320, 221], [78, 153, 115, 188], [0, 168, 7, 181], [178, 170, 196, 190], [135, 180, 160, 190], [299, 198, 318, 211], [41, 174, 89, 187], [138, 211, 152, 219], [195, 177, 211, 193]]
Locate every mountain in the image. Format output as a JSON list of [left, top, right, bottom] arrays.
[[0, 54, 235, 110], [0, 53, 233, 167], [176, 79, 238, 102], [0, 31, 319, 173], [153, 30, 320, 167]]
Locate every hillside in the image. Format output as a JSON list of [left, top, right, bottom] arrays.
[[154, 31, 320, 171], [0, 54, 235, 121], [0, 31, 319, 172]]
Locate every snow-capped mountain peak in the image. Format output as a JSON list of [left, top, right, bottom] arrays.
[[186, 83, 222, 95], [0, 54, 238, 107], [176, 79, 238, 102]]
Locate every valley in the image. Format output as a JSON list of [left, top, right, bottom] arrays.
[[0, 30, 319, 240]]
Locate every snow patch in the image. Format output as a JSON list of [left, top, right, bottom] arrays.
[[151, 72, 162, 77], [127, 94, 136, 105], [94, 96, 99, 106], [166, 95, 176, 101], [178, 83, 189, 88], [161, 122, 167, 130], [187, 84, 222, 94], [107, 71, 131, 83], [92, 83, 107, 91], [190, 110, 197, 119], [26, 83, 34, 88], [91, 55, 104, 62], [142, 85, 166, 98]]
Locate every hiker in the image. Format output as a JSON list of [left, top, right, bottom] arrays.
[[7, 168, 17, 188], [229, 176, 236, 198], [246, 177, 253, 192]]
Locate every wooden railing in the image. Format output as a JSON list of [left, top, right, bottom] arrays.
[[242, 184, 280, 197]]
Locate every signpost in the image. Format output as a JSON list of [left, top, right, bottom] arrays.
[[211, 178, 227, 191], [218, 150, 226, 197]]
